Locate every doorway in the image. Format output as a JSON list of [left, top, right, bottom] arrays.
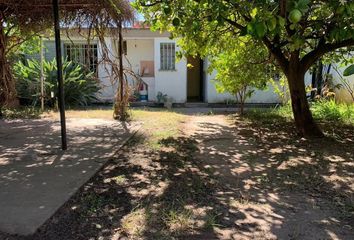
[[187, 56, 204, 102]]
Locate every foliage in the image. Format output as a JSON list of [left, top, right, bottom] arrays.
[[209, 38, 269, 114], [156, 91, 168, 103], [344, 64, 354, 76], [134, 0, 354, 136], [247, 100, 354, 126], [269, 75, 290, 104], [14, 58, 100, 107], [6, 33, 42, 63], [272, 101, 354, 125], [0, 0, 134, 111], [134, 0, 354, 62], [311, 100, 354, 124]]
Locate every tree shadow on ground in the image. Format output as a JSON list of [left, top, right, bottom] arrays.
[[3, 114, 353, 240], [183, 114, 354, 239], [121, 113, 354, 239]]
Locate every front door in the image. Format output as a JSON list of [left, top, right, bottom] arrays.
[[187, 56, 204, 102]]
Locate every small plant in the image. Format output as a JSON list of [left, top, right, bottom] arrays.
[[269, 75, 290, 105], [162, 208, 193, 233], [156, 91, 168, 103]]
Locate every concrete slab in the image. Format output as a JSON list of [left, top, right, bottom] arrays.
[[0, 118, 139, 236]]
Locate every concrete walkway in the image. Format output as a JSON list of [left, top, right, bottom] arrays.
[[0, 118, 139, 236]]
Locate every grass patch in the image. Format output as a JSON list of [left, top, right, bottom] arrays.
[[44, 107, 187, 150], [82, 193, 110, 215], [121, 208, 149, 237], [311, 100, 354, 124], [162, 208, 194, 233], [104, 175, 127, 185], [131, 109, 186, 150], [43, 107, 114, 119], [1, 107, 43, 119], [245, 100, 354, 126]]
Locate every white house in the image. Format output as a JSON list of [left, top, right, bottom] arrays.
[[42, 27, 353, 105]]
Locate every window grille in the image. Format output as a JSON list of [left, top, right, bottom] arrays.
[[160, 43, 176, 70], [64, 43, 98, 73]]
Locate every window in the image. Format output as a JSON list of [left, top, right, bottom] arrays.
[[113, 40, 127, 55], [64, 43, 98, 73], [160, 43, 176, 71]]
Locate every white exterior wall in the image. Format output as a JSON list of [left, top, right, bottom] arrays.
[[97, 37, 117, 102], [98, 38, 158, 102], [124, 39, 155, 101], [332, 65, 354, 103], [204, 60, 281, 104], [154, 38, 187, 103]]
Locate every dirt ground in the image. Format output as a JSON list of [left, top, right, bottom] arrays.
[[1, 111, 353, 240]]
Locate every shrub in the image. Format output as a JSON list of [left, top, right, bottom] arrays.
[[274, 100, 354, 125], [311, 100, 354, 124], [14, 58, 100, 107]]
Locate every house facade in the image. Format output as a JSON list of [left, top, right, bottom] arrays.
[[41, 27, 282, 104], [41, 27, 353, 104]]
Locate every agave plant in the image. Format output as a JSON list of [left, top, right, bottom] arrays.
[[14, 58, 100, 107]]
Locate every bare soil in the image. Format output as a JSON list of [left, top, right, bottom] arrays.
[[1, 112, 353, 240]]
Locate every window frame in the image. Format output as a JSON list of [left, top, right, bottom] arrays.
[[63, 43, 98, 74], [159, 42, 176, 71]]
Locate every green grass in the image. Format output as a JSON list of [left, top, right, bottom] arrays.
[[311, 100, 354, 124], [246, 100, 354, 125], [131, 109, 186, 150]]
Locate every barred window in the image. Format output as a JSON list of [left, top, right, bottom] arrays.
[[160, 43, 176, 71], [64, 43, 98, 73]]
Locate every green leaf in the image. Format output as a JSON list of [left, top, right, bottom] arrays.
[[250, 8, 258, 19], [343, 64, 354, 77]]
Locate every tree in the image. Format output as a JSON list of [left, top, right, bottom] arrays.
[[209, 38, 269, 115], [134, 0, 354, 137], [0, 0, 134, 119]]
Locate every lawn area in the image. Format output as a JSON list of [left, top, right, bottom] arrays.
[[44, 107, 187, 150], [1, 106, 353, 239]]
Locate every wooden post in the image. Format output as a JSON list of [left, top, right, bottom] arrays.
[[118, 21, 124, 106], [52, 0, 67, 150], [40, 37, 45, 111]]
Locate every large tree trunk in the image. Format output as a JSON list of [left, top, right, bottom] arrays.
[[0, 21, 16, 114], [287, 63, 324, 137]]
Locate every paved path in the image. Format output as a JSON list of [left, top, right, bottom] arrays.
[[0, 118, 139, 236]]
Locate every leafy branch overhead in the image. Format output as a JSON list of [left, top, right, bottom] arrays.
[[134, 0, 353, 72], [134, 0, 354, 137]]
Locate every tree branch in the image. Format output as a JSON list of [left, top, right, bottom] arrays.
[[301, 38, 354, 71], [262, 37, 289, 73]]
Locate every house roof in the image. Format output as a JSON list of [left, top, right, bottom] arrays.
[[0, 0, 134, 31], [46, 27, 171, 39]]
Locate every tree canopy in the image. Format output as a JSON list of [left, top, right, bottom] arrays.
[[134, 0, 354, 136]]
